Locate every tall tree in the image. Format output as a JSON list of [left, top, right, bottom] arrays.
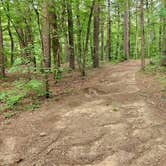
[[82, 0, 95, 76], [123, 0, 129, 60], [41, 0, 51, 68], [76, 0, 82, 71], [161, 0, 166, 65], [67, 0, 75, 69], [101, 19, 104, 61], [41, 0, 51, 98], [134, 0, 139, 59], [50, 4, 60, 68], [5, 1, 14, 65], [0, 8, 5, 77], [107, 0, 111, 61], [93, 0, 100, 68], [115, 4, 120, 59], [141, 0, 145, 69]]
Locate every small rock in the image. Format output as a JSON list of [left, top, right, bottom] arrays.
[[40, 132, 47, 137]]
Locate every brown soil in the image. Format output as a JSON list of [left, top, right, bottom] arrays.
[[0, 60, 166, 166]]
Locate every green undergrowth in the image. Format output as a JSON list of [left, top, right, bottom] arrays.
[[0, 79, 45, 118], [144, 57, 166, 86]]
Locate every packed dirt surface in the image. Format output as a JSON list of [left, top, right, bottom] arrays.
[[0, 60, 166, 166]]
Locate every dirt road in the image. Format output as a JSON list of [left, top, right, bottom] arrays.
[[0, 60, 166, 166]]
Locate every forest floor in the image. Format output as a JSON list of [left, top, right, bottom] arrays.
[[0, 60, 166, 166]]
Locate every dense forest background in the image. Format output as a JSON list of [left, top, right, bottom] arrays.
[[0, 0, 166, 117]]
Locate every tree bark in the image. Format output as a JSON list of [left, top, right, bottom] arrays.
[[76, 0, 82, 71], [67, 0, 75, 69], [161, 0, 166, 65], [101, 20, 104, 61], [141, 0, 145, 69], [41, 0, 51, 98], [123, 0, 129, 60], [134, 0, 138, 59], [50, 6, 60, 68], [93, 0, 100, 68], [107, 0, 111, 61], [82, 0, 95, 76], [41, 1, 51, 68], [5, 1, 14, 65], [0, 10, 5, 77], [115, 5, 120, 59]]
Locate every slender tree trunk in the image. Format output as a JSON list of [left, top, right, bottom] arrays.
[[90, 33, 93, 61], [93, 0, 100, 68], [128, 0, 131, 58], [101, 20, 104, 61], [123, 0, 129, 60], [76, 0, 82, 71], [163, 0, 166, 57], [5, 1, 14, 66], [107, 0, 111, 61], [141, 0, 145, 69], [82, 0, 95, 76], [146, 0, 150, 58], [161, 0, 166, 65], [41, 1, 51, 68], [0, 11, 5, 77], [32, 0, 44, 68], [41, 0, 51, 98], [135, 1, 138, 59], [7, 18, 14, 65], [25, 17, 36, 68], [159, 16, 162, 55], [50, 8, 60, 68], [115, 5, 120, 59], [67, 0, 75, 69], [61, 0, 69, 63]]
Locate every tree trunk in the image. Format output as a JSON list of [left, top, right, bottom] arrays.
[[128, 0, 131, 58], [161, 0, 166, 65], [115, 5, 120, 59], [5, 1, 14, 66], [134, 1, 138, 59], [0, 11, 5, 77], [50, 7, 60, 68], [41, 0, 51, 98], [76, 0, 82, 71], [32, 0, 44, 66], [146, 0, 150, 58], [67, 0, 75, 69], [25, 17, 36, 68], [141, 0, 145, 69], [159, 16, 162, 55], [100, 8, 104, 61], [41, 1, 51, 68], [93, 0, 100, 68], [123, 0, 129, 60], [82, 0, 95, 76], [107, 0, 111, 61], [101, 20, 104, 61]]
